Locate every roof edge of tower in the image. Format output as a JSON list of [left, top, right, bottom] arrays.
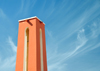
[[18, 16, 45, 25]]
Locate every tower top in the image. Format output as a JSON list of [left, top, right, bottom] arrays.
[[18, 16, 45, 25]]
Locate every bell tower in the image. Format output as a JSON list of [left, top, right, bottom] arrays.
[[15, 16, 47, 71]]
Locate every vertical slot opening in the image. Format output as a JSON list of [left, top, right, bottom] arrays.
[[40, 29, 44, 71], [24, 28, 29, 71]]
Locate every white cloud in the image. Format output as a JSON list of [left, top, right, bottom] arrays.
[[0, 36, 17, 71], [0, 8, 7, 19], [15, 0, 37, 16], [0, 8, 11, 25], [46, 28, 53, 38], [89, 43, 100, 51], [90, 22, 100, 38], [47, 28, 88, 71], [8, 36, 17, 52], [47, 5, 100, 70], [15, 0, 24, 15]]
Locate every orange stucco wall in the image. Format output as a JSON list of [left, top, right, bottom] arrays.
[[15, 17, 47, 71]]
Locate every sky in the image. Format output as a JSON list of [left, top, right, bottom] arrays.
[[0, 0, 100, 71]]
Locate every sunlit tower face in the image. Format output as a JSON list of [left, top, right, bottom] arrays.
[[15, 17, 48, 71]]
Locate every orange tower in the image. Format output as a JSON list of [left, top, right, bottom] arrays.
[[15, 16, 47, 71]]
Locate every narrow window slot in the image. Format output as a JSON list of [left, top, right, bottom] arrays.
[[40, 29, 44, 71], [24, 28, 29, 71]]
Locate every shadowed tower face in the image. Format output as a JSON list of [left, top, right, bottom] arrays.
[[15, 17, 47, 71]]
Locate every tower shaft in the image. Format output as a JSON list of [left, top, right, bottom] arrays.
[[15, 17, 47, 71]]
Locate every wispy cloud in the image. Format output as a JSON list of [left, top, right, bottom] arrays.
[[46, 28, 53, 38], [0, 8, 7, 19], [0, 8, 10, 21], [0, 36, 17, 71], [15, 0, 24, 16], [15, 0, 37, 17], [47, 22, 100, 71], [90, 22, 100, 38], [8, 37, 17, 52], [46, 0, 100, 43], [31, 0, 37, 8], [89, 43, 100, 50]]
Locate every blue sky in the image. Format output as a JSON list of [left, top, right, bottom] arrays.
[[0, 0, 100, 71]]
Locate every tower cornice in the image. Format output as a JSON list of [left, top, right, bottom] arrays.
[[18, 16, 45, 25]]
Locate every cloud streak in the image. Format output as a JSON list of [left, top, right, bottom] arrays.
[[8, 37, 17, 52], [0, 36, 17, 71], [47, 10, 100, 70]]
